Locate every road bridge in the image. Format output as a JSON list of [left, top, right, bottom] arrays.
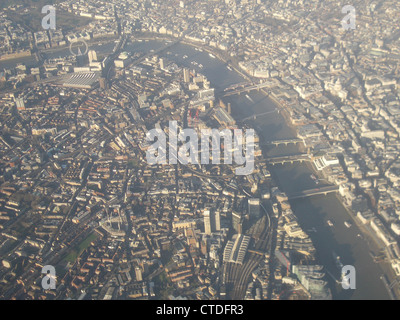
[[266, 153, 310, 165], [240, 109, 279, 122], [288, 185, 339, 200], [262, 138, 304, 147], [220, 82, 274, 97], [129, 39, 181, 67]]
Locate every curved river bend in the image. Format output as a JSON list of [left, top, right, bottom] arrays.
[[2, 38, 390, 300]]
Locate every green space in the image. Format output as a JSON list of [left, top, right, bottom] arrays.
[[127, 158, 140, 169], [160, 248, 173, 266], [154, 271, 174, 299], [62, 232, 99, 264]]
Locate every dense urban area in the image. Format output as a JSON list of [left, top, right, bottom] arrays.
[[0, 0, 399, 300]]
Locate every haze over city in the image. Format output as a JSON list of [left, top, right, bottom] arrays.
[[0, 0, 399, 302]]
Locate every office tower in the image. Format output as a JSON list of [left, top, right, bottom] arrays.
[[248, 198, 261, 219], [232, 211, 242, 234], [135, 267, 143, 281], [214, 210, 221, 231], [183, 68, 190, 83], [204, 210, 212, 235], [159, 58, 165, 70], [88, 50, 97, 63]]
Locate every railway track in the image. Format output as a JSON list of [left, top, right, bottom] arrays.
[[226, 207, 273, 299]]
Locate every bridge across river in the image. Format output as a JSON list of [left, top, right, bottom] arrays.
[[129, 39, 181, 67], [217, 81, 273, 97], [288, 185, 339, 200], [239, 109, 279, 122], [265, 153, 310, 165], [262, 138, 304, 147]]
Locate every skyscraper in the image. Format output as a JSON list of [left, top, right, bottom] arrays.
[[232, 211, 242, 234], [204, 209, 221, 234], [159, 58, 165, 70], [204, 209, 212, 235], [183, 68, 190, 83], [248, 198, 261, 219], [213, 210, 221, 231], [135, 267, 143, 281]]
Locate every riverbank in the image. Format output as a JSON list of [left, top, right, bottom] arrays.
[[132, 31, 253, 82], [340, 201, 399, 299], [2, 36, 394, 299], [41, 35, 119, 55]]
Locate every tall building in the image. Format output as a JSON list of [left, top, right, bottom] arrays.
[[135, 267, 143, 282], [183, 68, 190, 83], [204, 210, 212, 235], [159, 58, 165, 70], [232, 211, 242, 234], [248, 198, 261, 219], [88, 50, 97, 63], [204, 209, 221, 234], [213, 210, 221, 231]]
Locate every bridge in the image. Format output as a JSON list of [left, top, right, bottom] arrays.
[[265, 153, 310, 165], [220, 81, 253, 92], [103, 35, 127, 79], [240, 109, 279, 122], [288, 185, 339, 200], [218, 81, 273, 97], [129, 39, 181, 67], [262, 138, 304, 147]]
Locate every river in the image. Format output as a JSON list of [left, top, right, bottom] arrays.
[[1, 38, 392, 300]]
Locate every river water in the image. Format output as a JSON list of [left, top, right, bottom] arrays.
[[1, 39, 391, 300]]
